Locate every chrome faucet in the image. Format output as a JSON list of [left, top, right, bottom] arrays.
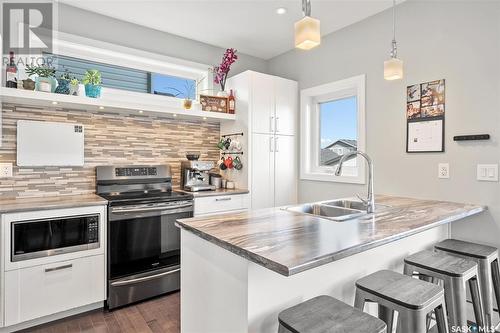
[[335, 151, 375, 214]]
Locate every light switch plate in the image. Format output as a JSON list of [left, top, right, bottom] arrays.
[[438, 163, 449, 179], [0, 163, 13, 178], [477, 164, 498, 182]]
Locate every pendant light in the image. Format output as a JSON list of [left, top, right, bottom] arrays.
[[294, 0, 320, 50], [384, 0, 403, 80]]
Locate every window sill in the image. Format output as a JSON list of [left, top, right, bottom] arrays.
[[300, 172, 366, 184]]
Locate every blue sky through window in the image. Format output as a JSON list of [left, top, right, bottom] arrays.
[[151, 73, 196, 99], [320, 96, 357, 148]]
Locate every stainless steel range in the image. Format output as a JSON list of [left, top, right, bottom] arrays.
[[96, 165, 193, 309]]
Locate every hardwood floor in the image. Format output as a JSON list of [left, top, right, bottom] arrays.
[[19, 292, 180, 333]]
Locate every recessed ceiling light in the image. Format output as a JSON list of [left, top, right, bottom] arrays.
[[99, 106, 104, 110], [51, 101, 58, 105], [276, 7, 287, 15]]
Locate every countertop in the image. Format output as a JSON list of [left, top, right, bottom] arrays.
[[0, 194, 108, 214], [176, 188, 249, 198], [177, 195, 486, 276]]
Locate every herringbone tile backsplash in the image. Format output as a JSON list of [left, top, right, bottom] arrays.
[[0, 104, 220, 199]]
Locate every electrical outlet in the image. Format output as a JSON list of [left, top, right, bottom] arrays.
[[438, 163, 449, 179], [0, 163, 13, 178]]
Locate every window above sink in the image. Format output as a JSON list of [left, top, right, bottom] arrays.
[[300, 74, 366, 184]]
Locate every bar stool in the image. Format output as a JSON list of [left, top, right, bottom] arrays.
[[354, 270, 449, 333], [404, 250, 485, 330], [278, 295, 387, 333], [435, 239, 500, 329]]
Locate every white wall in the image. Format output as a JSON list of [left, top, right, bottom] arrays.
[[268, 1, 500, 248], [57, 4, 268, 76]]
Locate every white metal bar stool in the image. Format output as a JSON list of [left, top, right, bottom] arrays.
[[435, 239, 500, 330], [354, 270, 449, 333], [404, 249, 485, 331]]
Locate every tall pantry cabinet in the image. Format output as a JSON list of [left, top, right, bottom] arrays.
[[221, 71, 298, 209]]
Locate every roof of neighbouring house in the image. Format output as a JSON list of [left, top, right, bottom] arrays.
[[324, 139, 357, 150]]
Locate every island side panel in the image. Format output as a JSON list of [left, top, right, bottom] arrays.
[[180, 229, 249, 333], [247, 225, 449, 333]]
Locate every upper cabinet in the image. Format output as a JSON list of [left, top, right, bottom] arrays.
[[274, 78, 298, 136], [250, 72, 298, 136]]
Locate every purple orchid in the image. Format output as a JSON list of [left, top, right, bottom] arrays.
[[212, 48, 238, 92]]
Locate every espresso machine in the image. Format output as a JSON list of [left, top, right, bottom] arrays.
[[181, 160, 216, 191]]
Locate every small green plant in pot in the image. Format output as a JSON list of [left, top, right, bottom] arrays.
[[54, 72, 71, 95], [83, 69, 102, 98], [69, 78, 80, 96], [26, 65, 57, 93]]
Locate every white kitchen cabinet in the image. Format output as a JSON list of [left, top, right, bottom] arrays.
[[194, 193, 249, 216], [274, 78, 298, 136], [224, 71, 298, 210], [4, 255, 105, 326], [273, 135, 297, 207], [251, 73, 275, 134], [251, 133, 276, 209]]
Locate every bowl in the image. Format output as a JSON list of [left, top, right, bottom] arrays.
[[186, 152, 200, 160]]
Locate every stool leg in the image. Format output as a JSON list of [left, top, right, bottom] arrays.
[[491, 259, 500, 319], [469, 275, 485, 328], [435, 301, 450, 333], [354, 289, 366, 311], [378, 304, 394, 333], [478, 259, 494, 328], [398, 310, 427, 333], [444, 277, 468, 329]]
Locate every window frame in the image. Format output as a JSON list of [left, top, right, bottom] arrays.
[[300, 74, 366, 184]]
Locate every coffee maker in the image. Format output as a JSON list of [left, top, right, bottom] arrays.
[[181, 161, 216, 192]]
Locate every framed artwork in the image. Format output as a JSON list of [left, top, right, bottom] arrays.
[[200, 95, 229, 113], [406, 79, 445, 153]]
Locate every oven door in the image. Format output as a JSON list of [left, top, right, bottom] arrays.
[[108, 201, 192, 279], [11, 214, 99, 262], [107, 200, 192, 309]]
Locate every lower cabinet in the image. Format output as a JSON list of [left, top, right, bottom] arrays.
[[194, 194, 249, 216], [4, 255, 106, 326]]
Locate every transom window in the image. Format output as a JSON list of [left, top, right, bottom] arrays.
[[300, 75, 366, 183]]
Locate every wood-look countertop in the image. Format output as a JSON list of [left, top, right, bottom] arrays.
[[176, 195, 486, 276], [0, 194, 108, 214]]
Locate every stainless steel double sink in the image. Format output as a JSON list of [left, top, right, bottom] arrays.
[[283, 199, 388, 221]]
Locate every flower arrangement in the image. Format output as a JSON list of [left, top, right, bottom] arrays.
[[212, 48, 238, 93]]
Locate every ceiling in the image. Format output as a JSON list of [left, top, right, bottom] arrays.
[[59, 0, 403, 60]]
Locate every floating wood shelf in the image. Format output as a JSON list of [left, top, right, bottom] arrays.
[[0, 88, 236, 122]]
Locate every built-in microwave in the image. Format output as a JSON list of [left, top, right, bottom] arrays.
[[11, 214, 100, 262]]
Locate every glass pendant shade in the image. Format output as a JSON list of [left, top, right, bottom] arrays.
[[384, 57, 404, 80], [294, 16, 321, 50]]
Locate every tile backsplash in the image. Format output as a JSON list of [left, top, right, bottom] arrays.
[[0, 104, 220, 199]]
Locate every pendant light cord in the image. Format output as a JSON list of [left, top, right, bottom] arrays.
[[391, 0, 398, 58], [302, 0, 311, 17]]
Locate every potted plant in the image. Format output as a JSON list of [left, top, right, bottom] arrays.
[[82, 69, 102, 98], [25, 65, 57, 93], [54, 72, 71, 95], [69, 78, 80, 96], [211, 48, 238, 97]]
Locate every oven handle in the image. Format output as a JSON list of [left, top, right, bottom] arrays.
[[110, 268, 180, 287], [111, 203, 193, 214]]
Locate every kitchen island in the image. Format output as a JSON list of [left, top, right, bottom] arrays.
[[176, 195, 485, 333]]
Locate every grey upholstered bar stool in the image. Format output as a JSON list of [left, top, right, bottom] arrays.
[[404, 250, 485, 330], [435, 239, 500, 329], [278, 295, 387, 333], [354, 270, 449, 333]]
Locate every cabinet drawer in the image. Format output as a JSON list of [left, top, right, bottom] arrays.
[[194, 194, 249, 216], [4, 255, 105, 326]]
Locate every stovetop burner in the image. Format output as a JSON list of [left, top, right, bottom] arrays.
[[99, 190, 192, 205]]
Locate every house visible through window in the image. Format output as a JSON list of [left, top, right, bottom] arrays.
[[319, 96, 358, 167]]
